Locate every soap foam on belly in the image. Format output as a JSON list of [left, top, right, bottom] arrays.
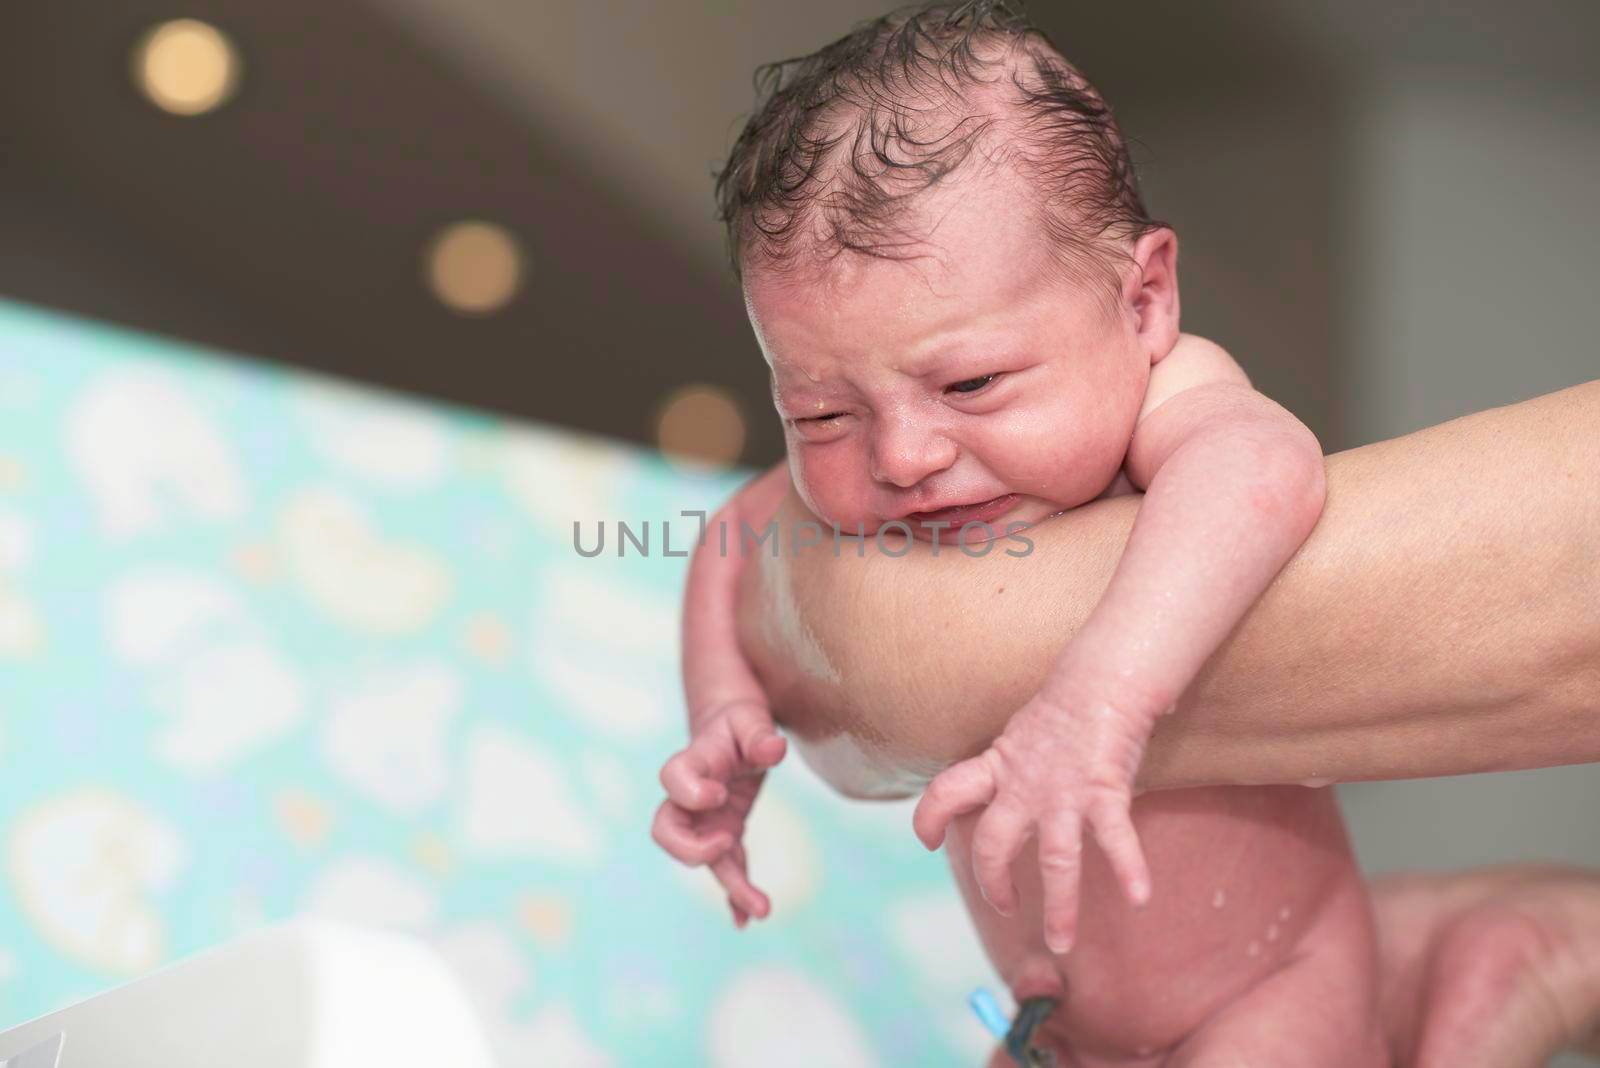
[[756, 549, 842, 686]]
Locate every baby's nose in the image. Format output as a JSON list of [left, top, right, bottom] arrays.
[[869, 420, 957, 488]]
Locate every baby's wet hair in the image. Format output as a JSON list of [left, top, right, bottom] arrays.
[[714, 0, 1168, 301]]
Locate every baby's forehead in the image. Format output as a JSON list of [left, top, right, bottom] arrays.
[[758, 175, 1056, 298]]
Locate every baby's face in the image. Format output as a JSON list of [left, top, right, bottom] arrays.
[[744, 172, 1158, 541]]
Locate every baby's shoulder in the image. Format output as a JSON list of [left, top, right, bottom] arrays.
[[1137, 335, 1254, 423]]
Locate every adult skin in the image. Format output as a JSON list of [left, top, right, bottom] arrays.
[[735, 379, 1599, 801]]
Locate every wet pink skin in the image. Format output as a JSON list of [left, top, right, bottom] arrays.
[[663, 162, 1369, 1060], [743, 174, 1150, 548]]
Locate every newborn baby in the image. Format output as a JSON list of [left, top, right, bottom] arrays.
[[656, 4, 1383, 1064]]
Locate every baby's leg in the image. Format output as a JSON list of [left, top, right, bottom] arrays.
[[1372, 864, 1600, 1067], [1165, 874, 1388, 1068]]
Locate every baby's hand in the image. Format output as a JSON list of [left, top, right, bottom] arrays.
[[653, 699, 787, 927], [912, 686, 1156, 955]]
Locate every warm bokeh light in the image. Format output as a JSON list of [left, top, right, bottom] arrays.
[[132, 19, 241, 116], [655, 385, 746, 471], [424, 221, 523, 315]]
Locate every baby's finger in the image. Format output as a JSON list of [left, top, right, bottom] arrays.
[[726, 701, 787, 769], [650, 799, 733, 864], [711, 843, 770, 920], [659, 748, 729, 811], [912, 757, 997, 850], [1038, 808, 1086, 955], [969, 796, 1030, 917], [1088, 791, 1151, 907]]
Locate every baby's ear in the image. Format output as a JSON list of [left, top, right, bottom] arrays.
[[1124, 228, 1180, 364]]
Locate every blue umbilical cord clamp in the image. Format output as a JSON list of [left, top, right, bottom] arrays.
[[968, 986, 1060, 1067], [969, 986, 1011, 1039]]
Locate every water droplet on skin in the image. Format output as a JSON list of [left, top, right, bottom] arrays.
[[1135, 1045, 1153, 1057], [1211, 889, 1226, 909], [1266, 923, 1279, 942], [1246, 940, 1261, 957], [1278, 905, 1292, 922]]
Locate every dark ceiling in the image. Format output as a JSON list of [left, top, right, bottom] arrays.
[[0, 0, 771, 456], [5, 2, 1589, 465]]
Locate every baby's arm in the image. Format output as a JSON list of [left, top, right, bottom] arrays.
[[654, 460, 792, 925], [1055, 335, 1326, 751], [914, 335, 1327, 954], [679, 460, 793, 733]]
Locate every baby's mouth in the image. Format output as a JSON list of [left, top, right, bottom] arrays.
[[901, 493, 1019, 530]]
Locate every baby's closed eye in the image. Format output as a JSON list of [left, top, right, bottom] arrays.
[[788, 411, 851, 443]]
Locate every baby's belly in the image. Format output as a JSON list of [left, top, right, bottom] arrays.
[[1019, 784, 1366, 1056], [779, 687, 1372, 1054]]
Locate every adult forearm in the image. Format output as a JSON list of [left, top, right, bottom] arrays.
[[1148, 377, 1599, 789], [736, 381, 1599, 794]]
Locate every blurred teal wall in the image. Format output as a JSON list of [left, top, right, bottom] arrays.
[[0, 299, 998, 1066]]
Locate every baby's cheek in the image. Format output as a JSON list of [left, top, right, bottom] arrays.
[[787, 445, 863, 525], [1004, 434, 1121, 507]]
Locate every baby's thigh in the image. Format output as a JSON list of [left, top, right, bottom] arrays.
[[1165, 881, 1388, 1068]]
